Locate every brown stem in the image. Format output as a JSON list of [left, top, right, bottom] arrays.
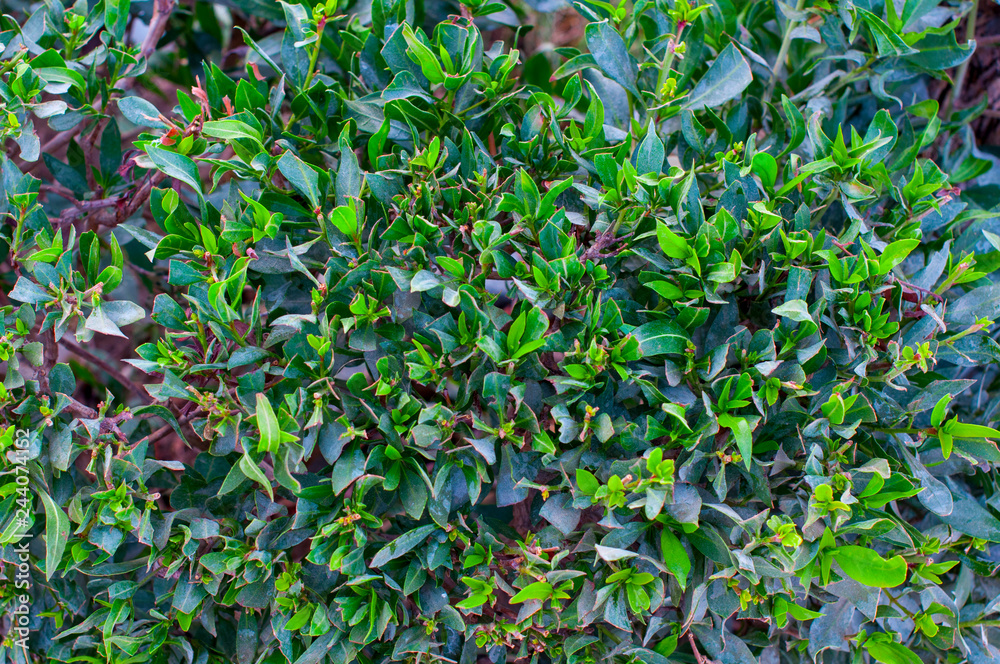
[[136, 0, 177, 65], [581, 230, 630, 263], [85, 0, 178, 189], [22, 0, 176, 178], [56, 195, 127, 227], [39, 131, 75, 159], [57, 396, 135, 448], [944, 0, 980, 116], [14, 0, 175, 176], [118, 374, 286, 458], [687, 632, 708, 664], [31, 326, 61, 395], [891, 276, 945, 303], [62, 397, 99, 420], [60, 336, 153, 404], [70, 170, 166, 233], [118, 412, 192, 458], [40, 183, 78, 203]]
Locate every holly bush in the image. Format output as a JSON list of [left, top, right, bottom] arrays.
[[2, 0, 1000, 662]]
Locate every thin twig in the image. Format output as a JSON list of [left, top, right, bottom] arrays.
[[39, 131, 75, 159], [891, 276, 945, 302], [119, 411, 194, 458], [40, 183, 78, 202], [60, 336, 153, 404], [28, 326, 60, 397], [581, 231, 630, 263], [687, 632, 708, 664], [61, 397, 99, 420], [58, 398, 129, 446], [56, 195, 126, 226], [17, 2, 176, 175], [137, 0, 177, 64], [85, 0, 177, 189], [764, 0, 808, 106], [71, 170, 167, 233], [120, 374, 285, 458], [945, 0, 980, 116]]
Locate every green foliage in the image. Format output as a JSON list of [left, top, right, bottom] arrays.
[[1, 0, 999, 663]]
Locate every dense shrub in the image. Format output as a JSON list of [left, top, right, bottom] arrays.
[[2, 0, 1000, 662]]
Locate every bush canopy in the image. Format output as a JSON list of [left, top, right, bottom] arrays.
[[2, 0, 1000, 663]]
